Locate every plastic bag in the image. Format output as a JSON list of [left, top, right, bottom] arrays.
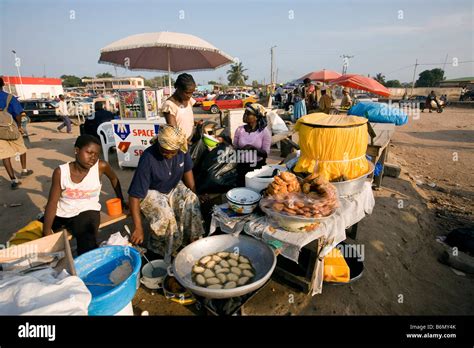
[[9, 220, 43, 245], [195, 143, 238, 194], [348, 102, 408, 126]]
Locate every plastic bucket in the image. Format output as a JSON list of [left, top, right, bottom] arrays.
[[106, 198, 122, 216], [74, 246, 141, 315]]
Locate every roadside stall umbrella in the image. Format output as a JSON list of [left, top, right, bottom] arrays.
[[297, 69, 342, 83], [329, 74, 391, 97], [98, 32, 234, 92]]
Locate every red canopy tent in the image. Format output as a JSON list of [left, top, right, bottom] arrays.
[[298, 69, 342, 83], [329, 74, 390, 97]]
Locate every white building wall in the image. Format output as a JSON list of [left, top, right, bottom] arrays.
[[15, 84, 64, 100]]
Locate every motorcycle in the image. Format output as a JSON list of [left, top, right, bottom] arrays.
[[421, 99, 445, 113]]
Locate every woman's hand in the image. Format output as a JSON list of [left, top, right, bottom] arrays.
[[199, 193, 211, 204], [130, 228, 144, 245], [121, 199, 129, 211]]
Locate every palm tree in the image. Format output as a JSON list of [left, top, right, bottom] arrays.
[[227, 62, 248, 86], [374, 73, 386, 85]]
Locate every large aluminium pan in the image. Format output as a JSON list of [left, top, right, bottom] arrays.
[[172, 234, 276, 299]]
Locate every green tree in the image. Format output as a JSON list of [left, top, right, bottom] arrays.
[[61, 75, 83, 87], [96, 72, 114, 78], [385, 80, 402, 87], [251, 80, 261, 88], [415, 69, 445, 87], [207, 80, 218, 85], [227, 62, 248, 86], [144, 75, 175, 88], [374, 73, 386, 85]]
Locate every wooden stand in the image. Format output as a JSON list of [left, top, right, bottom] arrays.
[[272, 224, 359, 294], [366, 123, 395, 188]]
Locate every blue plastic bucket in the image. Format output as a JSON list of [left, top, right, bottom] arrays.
[[74, 246, 141, 315]]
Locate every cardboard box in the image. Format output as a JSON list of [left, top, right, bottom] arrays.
[[0, 231, 76, 275]]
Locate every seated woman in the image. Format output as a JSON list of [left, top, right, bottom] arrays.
[[233, 103, 272, 187], [161, 73, 197, 141], [42, 135, 126, 255], [128, 125, 205, 259]]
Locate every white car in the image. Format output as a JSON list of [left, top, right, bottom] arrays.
[[354, 93, 378, 103]]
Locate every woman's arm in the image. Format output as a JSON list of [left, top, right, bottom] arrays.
[[233, 127, 241, 149], [42, 168, 62, 235], [99, 160, 126, 207], [259, 128, 272, 158], [164, 112, 177, 127], [129, 196, 144, 245], [182, 170, 196, 193]]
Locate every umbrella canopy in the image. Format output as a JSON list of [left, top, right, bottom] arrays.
[[98, 32, 234, 90], [329, 74, 390, 97], [297, 69, 342, 83]]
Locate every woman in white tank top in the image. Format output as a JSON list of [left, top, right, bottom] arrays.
[[42, 135, 126, 255]]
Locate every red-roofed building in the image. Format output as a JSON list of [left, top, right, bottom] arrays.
[[2, 76, 64, 100]]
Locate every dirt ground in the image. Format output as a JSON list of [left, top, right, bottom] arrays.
[[0, 106, 472, 315]]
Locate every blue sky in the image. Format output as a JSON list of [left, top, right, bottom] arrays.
[[1, 0, 473, 84]]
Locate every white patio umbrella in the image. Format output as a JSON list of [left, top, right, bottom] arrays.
[[98, 32, 234, 92]]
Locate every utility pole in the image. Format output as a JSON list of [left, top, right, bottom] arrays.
[[410, 58, 418, 97], [12, 50, 25, 99], [442, 53, 449, 76], [340, 54, 354, 75], [270, 46, 277, 85]]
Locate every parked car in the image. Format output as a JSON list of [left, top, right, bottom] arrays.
[[192, 93, 207, 106], [399, 95, 426, 108], [460, 90, 474, 101], [19, 99, 60, 122], [201, 93, 258, 114], [353, 93, 379, 103]]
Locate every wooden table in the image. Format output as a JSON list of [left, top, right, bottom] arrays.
[[366, 123, 396, 188]]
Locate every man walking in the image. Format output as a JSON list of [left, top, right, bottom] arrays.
[[56, 94, 72, 133]]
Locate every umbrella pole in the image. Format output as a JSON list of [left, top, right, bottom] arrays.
[[167, 48, 172, 96]]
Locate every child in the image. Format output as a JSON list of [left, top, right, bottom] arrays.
[[42, 135, 126, 255]]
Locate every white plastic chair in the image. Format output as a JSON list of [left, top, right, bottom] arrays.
[[97, 122, 115, 162]]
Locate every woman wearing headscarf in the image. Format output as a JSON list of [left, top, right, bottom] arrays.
[[128, 125, 205, 259], [233, 103, 272, 186], [292, 84, 307, 121], [161, 73, 197, 141]]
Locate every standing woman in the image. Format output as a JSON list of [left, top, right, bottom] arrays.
[[233, 103, 272, 187], [293, 84, 307, 122], [161, 73, 197, 141], [42, 135, 126, 255]]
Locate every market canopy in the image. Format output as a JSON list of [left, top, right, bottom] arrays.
[[98, 32, 234, 90], [329, 74, 390, 97], [297, 69, 342, 83]]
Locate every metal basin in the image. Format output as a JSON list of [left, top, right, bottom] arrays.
[[331, 161, 374, 197], [172, 234, 276, 299]]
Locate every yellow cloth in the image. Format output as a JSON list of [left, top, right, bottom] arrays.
[[323, 247, 350, 283], [246, 103, 267, 116], [294, 113, 369, 180], [0, 136, 27, 160], [157, 124, 188, 153], [9, 220, 43, 245]]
